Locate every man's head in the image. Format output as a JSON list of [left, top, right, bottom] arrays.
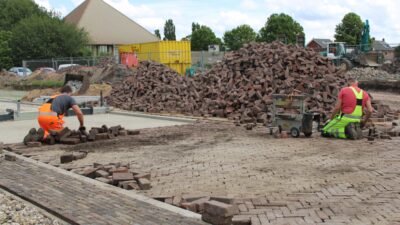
[[60, 85, 73, 95], [347, 77, 358, 86]]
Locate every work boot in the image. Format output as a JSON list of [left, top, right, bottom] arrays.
[[345, 123, 358, 140], [23, 128, 37, 145], [37, 128, 45, 142]]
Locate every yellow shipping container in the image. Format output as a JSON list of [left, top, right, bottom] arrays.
[[118, 41, 191, 75]]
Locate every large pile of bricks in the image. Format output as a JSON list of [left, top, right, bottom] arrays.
[[107, 61, 199, 114], [109, 42, 400, 124], [381, 59, 400, 75], [194, 42, 346, 124]]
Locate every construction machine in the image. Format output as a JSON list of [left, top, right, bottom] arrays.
[[322, 20, 384, 71]]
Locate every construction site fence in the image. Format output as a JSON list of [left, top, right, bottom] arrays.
[[22, 56, 117, 71]]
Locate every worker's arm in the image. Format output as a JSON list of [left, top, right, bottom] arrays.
[[361, 99, 373, 127], [71, 105, 84, 127], [330, 99, 342, 120]]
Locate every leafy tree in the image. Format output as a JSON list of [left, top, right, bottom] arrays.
[[0, 0, 48, 30], [192, 22, 200, 33], [334, 12, 364, 45], [258, 13, 304, 44], [154, 29, 161, 39], [223, 24, 256, 50], [191, 25, 218, 51], [395, 45, 400, 58], [0, 31, 13, 70], [10, 15, 88, 64], [163, 19, 176, 41]]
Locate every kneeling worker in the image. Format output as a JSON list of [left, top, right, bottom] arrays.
[[37, 85, 85, 141], [322, 78, 373, 139]]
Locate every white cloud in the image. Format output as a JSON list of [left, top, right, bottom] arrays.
[[34, 0, 51, 10], [241, 0, 258, 10]]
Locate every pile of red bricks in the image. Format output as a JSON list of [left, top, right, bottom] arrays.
[[107, 42, 397, 125], [72, 162, 152, 191], [107, 61, 199, 114], [24, 125, 140, 146]]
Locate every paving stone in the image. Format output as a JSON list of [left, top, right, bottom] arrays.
[[60, 138, 81, 145], [95, 177, 112, 184], [137, 178, 151, 190], [73, 152, 87, 160], [134, 172, 151, 180], [60, 153, 74, 164], [95, 133, 109, 140], [127, 130, 140, 135], [82, 167, 99, 179], [112, 172, 134, 184], [95, 170, 109, 178], [4, 154, 16, 161], [204, 200, 239, 217], [231, 215, 251, 225], [26, 142, 42, 147]]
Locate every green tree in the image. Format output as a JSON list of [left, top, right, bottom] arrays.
[[163, 19, 176, 41], [223, 24, 256, 50], [10, 15, 88, 64], [192, 22, 200, 33], [0, 31, 13, 70], [258, 13, 304, 44], [154, 29, 161, 39], [0, 0, 48, 30], [395, 45, 400, 58], [334, 12, 364, 45], [191, 25, 218, 51]]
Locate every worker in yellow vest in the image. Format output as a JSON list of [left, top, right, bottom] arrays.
[[322, 78, 373, 139]]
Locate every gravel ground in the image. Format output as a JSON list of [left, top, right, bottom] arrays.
[[0, 190, 63, 225]]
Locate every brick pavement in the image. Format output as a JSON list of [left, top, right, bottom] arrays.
[[7, 122, 400, 224], [0, 155, 208, 225]]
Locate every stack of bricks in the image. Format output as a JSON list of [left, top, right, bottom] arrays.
[[24, 125, 140, 146], [70, 162, 152, 191]]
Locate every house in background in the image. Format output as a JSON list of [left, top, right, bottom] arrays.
[[372, 39, 394, 62], [306, 39, 333, 52], [64, 0, 159, 57]]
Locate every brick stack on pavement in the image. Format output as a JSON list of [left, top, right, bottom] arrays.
[[68, 162, 152, 191]]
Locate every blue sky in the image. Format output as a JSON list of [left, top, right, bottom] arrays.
[[35, 0, 400, 44]]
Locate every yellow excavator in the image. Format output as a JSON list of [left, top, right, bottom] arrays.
[[322, 20, 384, 71]]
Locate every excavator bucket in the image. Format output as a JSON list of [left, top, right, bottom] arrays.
[[64, 74, 90, 95], [357, 52, 383, 67]]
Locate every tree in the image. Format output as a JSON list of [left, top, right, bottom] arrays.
[[0, 0, 48, 30], [10, 15, 88, 64], [0, 31, 13, 70], [223, 24, 256, 50], [191, 25, 218, 51], [163, 19, 176, 41], [154, 29, 161, 39], [334, 12, 364, 45], [192, 22, 200, 33], [258, 13, 304, 44]]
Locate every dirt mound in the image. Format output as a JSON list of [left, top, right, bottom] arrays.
[[26, 70, 63, 82], [346, 67, 400, 81], [0, 70, 20, 88], [106, 61, 198, 113], [381, 59, 400, 74], [90, 64, 135, 84]]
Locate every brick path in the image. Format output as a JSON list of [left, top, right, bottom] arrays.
[[8, 122, 400, 224], [0, 156, 207, 225]]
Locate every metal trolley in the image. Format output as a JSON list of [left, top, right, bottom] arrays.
[[269, 94, 314, 138]]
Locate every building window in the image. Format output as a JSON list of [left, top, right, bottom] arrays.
[[99, 45, 108, 53]]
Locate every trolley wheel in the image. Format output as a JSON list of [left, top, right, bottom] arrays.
[[304, 132, 312, 138], [290, 127, 300, 138]]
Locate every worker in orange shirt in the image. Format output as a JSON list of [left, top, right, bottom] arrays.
[[25, 85, 85, 143]]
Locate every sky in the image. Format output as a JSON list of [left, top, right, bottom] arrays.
[[34, 0, 400, 44]]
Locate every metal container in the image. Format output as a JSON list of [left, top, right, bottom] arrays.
[[118, 41, 191, 75]]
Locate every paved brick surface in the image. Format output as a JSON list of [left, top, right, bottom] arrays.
[[0, 158, 207, 225], [8, 122, 400, 224]]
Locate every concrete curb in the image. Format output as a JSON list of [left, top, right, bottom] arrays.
[[3, 150, 202, 220], [110, 111, 198, 123]]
